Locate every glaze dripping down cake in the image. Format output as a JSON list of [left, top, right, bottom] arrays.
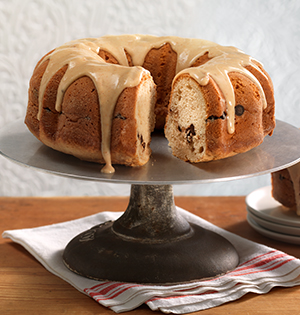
[[25, 35, 275, 173]]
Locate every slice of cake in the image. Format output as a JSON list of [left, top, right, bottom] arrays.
[[271, 162, 300, 215]]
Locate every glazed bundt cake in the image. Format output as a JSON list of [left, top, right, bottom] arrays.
[[271, 162, 300, 215], [25, 35, 275, 173]]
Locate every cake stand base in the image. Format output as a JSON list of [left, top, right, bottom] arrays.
[[63, 185, 239, 284]]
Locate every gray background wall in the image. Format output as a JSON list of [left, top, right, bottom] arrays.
[[0, 0, 299, 197]]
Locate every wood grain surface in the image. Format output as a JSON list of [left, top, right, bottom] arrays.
[[1, 196, 300, 314]]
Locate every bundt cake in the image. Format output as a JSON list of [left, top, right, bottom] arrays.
[[25, 35, 275, 173], [271, 162, 300, 215]]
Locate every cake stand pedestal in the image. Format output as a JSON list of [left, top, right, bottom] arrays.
[[63, 184, 239, 283], [0, 119, 300, 284]]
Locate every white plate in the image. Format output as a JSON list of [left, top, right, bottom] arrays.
[[246, 186, 300, 228], [247, 211, 300, 236], [247, 215, 300, 245]]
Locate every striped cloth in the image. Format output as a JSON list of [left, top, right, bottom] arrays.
[[3, 207, 300, 313]]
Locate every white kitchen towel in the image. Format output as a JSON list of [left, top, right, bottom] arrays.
[[3, 207, 300, 314]]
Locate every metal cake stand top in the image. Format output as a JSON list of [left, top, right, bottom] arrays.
[[0, 119, 299, 185]]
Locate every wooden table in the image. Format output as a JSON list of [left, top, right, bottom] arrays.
[[1, 196, 300, 314]]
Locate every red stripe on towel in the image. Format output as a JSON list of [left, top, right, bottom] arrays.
[[84, 250, 296, 305], [85, 282, 142, 301]]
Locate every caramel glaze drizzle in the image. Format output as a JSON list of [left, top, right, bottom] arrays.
[[37, 35, 268, 173]]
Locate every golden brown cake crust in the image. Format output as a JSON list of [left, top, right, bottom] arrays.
[[25, 57, 156, 166], [110, 79, 153, 166], [142, 43, 177, 129], [245, 62, 275, 136]]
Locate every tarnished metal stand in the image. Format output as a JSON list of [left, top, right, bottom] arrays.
[[63, 184, 239, 284]]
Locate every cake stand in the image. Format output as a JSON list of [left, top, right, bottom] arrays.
[[1, 119, 300, 284]]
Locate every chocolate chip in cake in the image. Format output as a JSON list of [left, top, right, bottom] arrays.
[[279, 174, 286, 181], [138, 134, 146, 150], [186, 124, 196, 143], [114, 113, 127, 120], [206, 112, 226, 122], [235, 105, 244, 116]]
